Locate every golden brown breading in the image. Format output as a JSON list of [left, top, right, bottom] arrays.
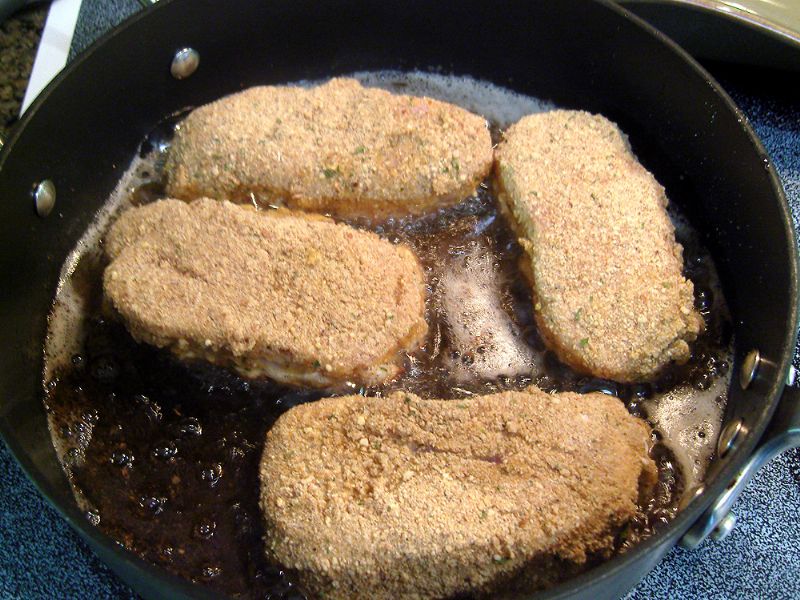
[[103, 199, 427, 387], [259, 388, 656, 599], [164, 78, 493, 218], [495, 110, 703, 382]]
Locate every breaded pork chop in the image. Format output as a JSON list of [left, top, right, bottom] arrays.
[[260, 388, 656, 599], [164, 77, 493, 218], [103, 199, 427, 388], [495, 110, 703, 382]]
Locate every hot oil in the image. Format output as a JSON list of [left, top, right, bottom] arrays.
[[42, 72, 732, 599]]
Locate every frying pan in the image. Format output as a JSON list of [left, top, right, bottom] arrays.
[[1, 0, 798, 598]]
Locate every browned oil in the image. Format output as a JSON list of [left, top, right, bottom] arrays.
[[43, 75, 733, 599]]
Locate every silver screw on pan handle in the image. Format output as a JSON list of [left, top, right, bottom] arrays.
[[33, 179, 56, 217], [709, 513, 736, 542], [740, 349, 761, 390], [171, 48, 200, 80], [717, 419, 744, 458]]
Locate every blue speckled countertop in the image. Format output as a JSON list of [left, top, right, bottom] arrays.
[[1, 1, 799, 598]]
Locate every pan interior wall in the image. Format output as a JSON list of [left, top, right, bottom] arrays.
[[42, 71, 733, 599]]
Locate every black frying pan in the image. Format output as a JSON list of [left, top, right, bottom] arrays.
[[1, 1, 798, 598]]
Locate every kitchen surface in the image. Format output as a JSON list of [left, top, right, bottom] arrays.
[[0, 7, 43, 139], [1, 2, 799, 598]]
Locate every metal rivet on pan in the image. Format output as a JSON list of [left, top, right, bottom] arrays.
[[709, 512, 736, 542], [786, 365, 797, 387], [739, 349, 760, 390], [171, 48, 199, 80], [717, 419, 744, 458], [33, 179, 56, 217]]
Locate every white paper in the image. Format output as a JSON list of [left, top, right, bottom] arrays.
[[21, 0, 83, 114]]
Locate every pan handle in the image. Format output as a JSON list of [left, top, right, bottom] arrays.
[[681, 370, 800, 549]]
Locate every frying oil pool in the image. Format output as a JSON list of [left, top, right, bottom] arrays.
[[43, 71, 732, 598]]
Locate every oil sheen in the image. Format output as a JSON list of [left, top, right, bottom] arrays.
[[42, 71, 732, 599]]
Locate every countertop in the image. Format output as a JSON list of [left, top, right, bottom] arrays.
[[0, 7, 44, 139], [0, 2, 799, 599]]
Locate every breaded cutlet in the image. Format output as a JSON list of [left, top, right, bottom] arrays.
[[259, 388, 656, 600], [164, 77, 493, 218], [103, 199, 427, 388], [494, 110, 703, 382]]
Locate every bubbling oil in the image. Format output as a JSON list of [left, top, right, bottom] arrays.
[[43, 71, 732, 599]]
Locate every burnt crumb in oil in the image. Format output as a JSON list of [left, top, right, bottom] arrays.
[[45, 108, 732, 599]]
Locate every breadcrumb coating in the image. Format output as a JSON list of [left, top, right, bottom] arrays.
[[260, 388, 656, 599], [495, 110, 703, 382], [103, 199, 427, 387], [164, 78, 493, 218]]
